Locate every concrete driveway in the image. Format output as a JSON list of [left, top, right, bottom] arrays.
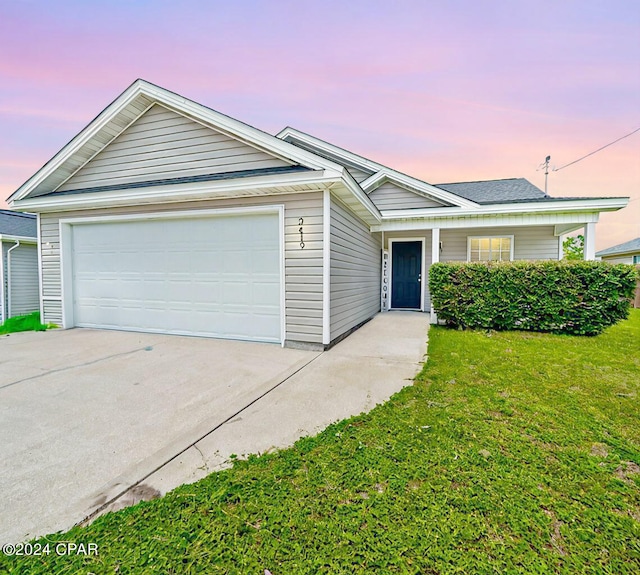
[[0, 312, 429, 544]]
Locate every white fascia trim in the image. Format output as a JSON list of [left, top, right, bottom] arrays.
[[11, 170, 339, 213], [336, 173, 382, 223], [379, 197, 629, 220], [0, 234, 37, 244], [58, 204, 284, 226], [276, 128, 384, 174], [12, 80, 346, 203], [362, 170, 478, 209], [277, 128, 478, 210], [10, 81, 145, 202]]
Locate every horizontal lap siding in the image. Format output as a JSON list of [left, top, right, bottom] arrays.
[[39, 192, 324, 344], [440, 226, 558, 261], [330, 195, 381, 341], [7, 244, 39, 317], [602, 255, 634, 264], [57, 104, 291, 192], [346, 167, 374, 183], [369, 182, 447, 210]]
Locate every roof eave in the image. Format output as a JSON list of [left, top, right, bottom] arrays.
[[10, 169, 344, 213], [379, 197, 630, 220]]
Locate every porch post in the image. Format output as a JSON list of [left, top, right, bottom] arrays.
[[584, 222, 596, 260], [430, 228, 440, 324]]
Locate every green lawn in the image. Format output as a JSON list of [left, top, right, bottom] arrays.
[[0, 311, 50, 334], [2, 311, 639, 574]]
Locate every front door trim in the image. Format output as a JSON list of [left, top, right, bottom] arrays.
[[388, 237, 425, 311]]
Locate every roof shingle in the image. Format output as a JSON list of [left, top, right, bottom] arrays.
[[0, 210, 37, 238]]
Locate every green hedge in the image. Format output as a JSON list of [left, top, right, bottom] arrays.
[[428, 261, 638, 335]]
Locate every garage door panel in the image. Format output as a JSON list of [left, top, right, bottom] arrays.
[[71, 213, 281, 342]]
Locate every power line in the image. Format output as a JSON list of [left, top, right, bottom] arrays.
[[553, 127, 640, 172]]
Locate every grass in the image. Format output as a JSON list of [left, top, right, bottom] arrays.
[[0, 311, 51, 334], [2, 311, 639, 574]]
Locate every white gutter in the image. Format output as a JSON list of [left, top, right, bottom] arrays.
[[6, 240, 20, 318], [379, 197, 629, 220], [10, 170, 344, 212]]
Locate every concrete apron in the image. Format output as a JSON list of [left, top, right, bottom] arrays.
[[88, 311, 429, 522], [2, 311, 429, 542]]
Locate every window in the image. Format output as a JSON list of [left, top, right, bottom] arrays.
[[633, 255, 640, 264], [468, 236, 514, 262]]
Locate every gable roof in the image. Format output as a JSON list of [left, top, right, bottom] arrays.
[[596, 237, 640, 257], [9, 80, 349, 203], [0, 210, 37, 238], [278, 127, 478, 209]]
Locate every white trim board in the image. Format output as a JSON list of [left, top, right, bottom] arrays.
[[388, 238, 426, 312]]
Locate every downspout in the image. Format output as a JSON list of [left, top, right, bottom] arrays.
[[7, 240, 20, 318]]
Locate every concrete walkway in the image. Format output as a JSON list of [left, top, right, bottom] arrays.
[[114, 311, 430, 510], [1, 311, 429, 542]]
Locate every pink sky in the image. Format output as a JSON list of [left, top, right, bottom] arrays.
[[1, 0, 638, 250]]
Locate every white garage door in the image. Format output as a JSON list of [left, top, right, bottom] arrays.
[[70, 212, 281, 342]]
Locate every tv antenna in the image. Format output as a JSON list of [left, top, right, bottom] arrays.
[[537, 155, 551, 195]]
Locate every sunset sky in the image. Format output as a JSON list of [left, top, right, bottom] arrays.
[[1, 0, 638, 250]]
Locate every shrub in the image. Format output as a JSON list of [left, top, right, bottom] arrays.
[[428, 260, 638, 335], [0, 311, 49, 334]]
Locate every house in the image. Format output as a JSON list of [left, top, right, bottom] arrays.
[[596, 237, 640, 265], [0, 210, 39, 323], [7, 80, 629, 349]]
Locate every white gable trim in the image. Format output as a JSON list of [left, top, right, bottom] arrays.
[[277, 128, 478, 209], [10, 80, 347, 203], [277, 127, 384, 174], [362, 170, 478, 209]]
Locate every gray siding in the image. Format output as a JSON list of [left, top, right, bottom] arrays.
[[440, 226, 559, 261], [7, 244, 39, 317], [57, 104, 292, 192], [601, 254, 634, 264], [40, 192, 324, 344], [346, 166, 374, 183], [330, 194, 381, 341], [369, 182, 448, 210]]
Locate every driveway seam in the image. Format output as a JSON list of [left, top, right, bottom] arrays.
[[0, 346, 152, 391], [78, 350, 323, 527]]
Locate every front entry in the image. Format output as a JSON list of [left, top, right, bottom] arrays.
[[391, 240, 422, 309]]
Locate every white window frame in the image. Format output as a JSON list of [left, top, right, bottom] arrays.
[[467, 235, 515, 262]]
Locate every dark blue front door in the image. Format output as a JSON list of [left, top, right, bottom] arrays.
[[391, 241, 422, 309]]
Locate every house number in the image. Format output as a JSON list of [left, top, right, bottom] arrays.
[[299, 217, 305, 248]]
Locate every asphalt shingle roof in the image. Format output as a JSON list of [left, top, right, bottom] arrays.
[[596, 237, 640, 257], [0, 210, 37, 238], [434, 178, 547, 204]]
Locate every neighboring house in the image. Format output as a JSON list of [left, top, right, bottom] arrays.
[[7, 80, 629, 349], [596, 237, 640, 265], [0, 210, 39, 323]]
